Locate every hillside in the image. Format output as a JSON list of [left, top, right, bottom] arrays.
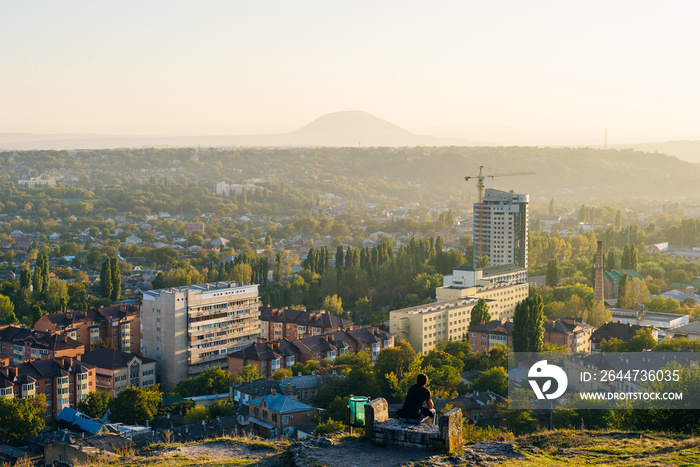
[[80, 430, 700, 466], [615, 140, 700, 164]]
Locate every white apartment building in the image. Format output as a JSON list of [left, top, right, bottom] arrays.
[[141, 282, 261, 387], [390, 299, 481, 354], [18, 176, 56, 187], [473, 188, 529, 269]]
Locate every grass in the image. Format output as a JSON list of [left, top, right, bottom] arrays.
[[497, 429, 700, 466], [83, 435, 284, 467]]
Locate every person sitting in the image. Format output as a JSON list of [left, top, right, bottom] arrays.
[[396, 373, 436, 424]]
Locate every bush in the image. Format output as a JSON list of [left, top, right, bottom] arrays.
[[504, 409, 538, 435], [183, 406, 209, 425], [314, 418, 345, 435]]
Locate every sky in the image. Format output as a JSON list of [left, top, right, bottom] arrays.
[[2, 0, 700, 145]]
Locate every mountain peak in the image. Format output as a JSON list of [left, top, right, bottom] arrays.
[[294, 111, 414, 140]]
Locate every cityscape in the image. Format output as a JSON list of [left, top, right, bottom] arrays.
[[2, 2, 700, 466]]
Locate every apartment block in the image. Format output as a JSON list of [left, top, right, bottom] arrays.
[[34, 304, 141, 354], [0, 357, 97, 421], [473, 188, 529, 268], [390, 299, 481, 354], [141, 282, 261, 387]]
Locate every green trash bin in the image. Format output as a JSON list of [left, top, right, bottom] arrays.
[[348, 396, 370, 427]]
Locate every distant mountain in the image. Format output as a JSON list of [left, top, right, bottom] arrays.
[[0, 111, 475, 150], [278, 110, 474, 147], [613, 141, 700, 164]]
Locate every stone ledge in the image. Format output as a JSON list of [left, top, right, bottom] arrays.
[[365, 398, 463, 452]]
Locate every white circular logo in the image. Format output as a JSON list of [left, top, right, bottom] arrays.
[[528, 360, 568, 400]]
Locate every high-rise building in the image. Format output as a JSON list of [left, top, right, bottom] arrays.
[[141, 282, 261, 387], [473, 188, 529, 269]]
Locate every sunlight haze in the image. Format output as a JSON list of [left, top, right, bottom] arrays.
[[2, 0, 700, 145]]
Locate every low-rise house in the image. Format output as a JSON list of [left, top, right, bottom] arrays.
[[44, 432, 134, 466], [434, 390, 505, 427], [79, 348, 156, 396], [468, 320, 513, 353], [665, 321, 700, 341], [229, 326, 393, 378], [591, 322, 659, 351], [248, 393, 318, 438], [279, 374, 326, 403], [230, 378, 281, 406], [259, 307, 354, 341], [543, 318, 594, 353]]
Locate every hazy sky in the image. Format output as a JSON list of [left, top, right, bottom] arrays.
[[2, 1, 700, 144]]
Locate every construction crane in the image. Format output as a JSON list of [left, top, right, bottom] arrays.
[[465, 166, 535, 262]]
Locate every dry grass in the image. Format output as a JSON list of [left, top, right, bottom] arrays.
[[503, 429, 700, 466], [81, 435, 286, 467]]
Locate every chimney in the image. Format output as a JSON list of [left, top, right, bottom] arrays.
[[594, 240, 605, 304]]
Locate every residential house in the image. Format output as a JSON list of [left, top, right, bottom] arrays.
[[591, 322, 659, 351], [259, 307, 354, 342], [279, 374, 326, 403], [543, 318, 594, 353], [230, 378, 281, 406], [79, 348, 156, 397], [467, 319, 514, 353], [229, 326, 394, 378], [433, 390, 504, 427], [665, 322, 700, 341], [34, 304, 141, 355], [248, 393, 318, 438]]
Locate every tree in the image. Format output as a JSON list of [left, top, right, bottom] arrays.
[[233, 262, 253, 284], [109, 386, 162, 425], [512, 294, 545, 352], [174, 368, 231, 397], [92, 337, 116, 350], [606, 251, 616, 272], [469, 299, 491, 327], [374, 339, 417, 399], [322, 294, 346, 318], [545, 259, 560, 287], [236, 365, 258, 382], [477, 255, 490, 268], [549, 198, 555, 216], [0, 395, 45, 445], [183, 406, 209, 425], [45, 279, 69, 312], [469, 367, 508, 396], [110, 257, 121, 302], [272, 368, 293, 381], [78, 391, 110, 419], [0, 294, 17, 324], [615, 273, 628, 308], [100, 260, 113, 299]]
